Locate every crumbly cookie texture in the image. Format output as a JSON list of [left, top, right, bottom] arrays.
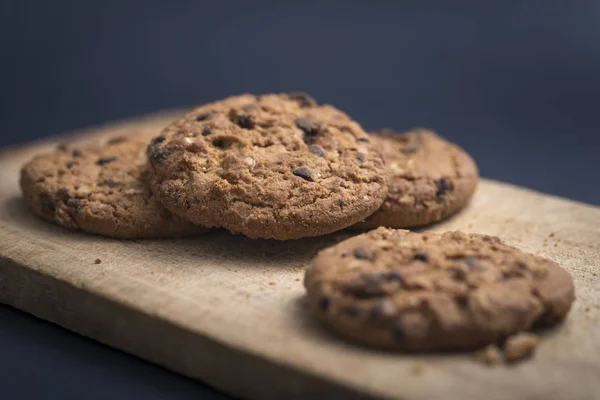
[[20, 136, 204, 238], [147, 93, 388, 240], [503, 332, 539, 362], [354, 129, 478, 229], [304, 228, 574, 351]]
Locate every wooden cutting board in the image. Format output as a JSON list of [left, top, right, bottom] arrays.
[[0, 111, 598, 400]]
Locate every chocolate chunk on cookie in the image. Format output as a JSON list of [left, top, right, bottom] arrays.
[[20, 136, 205, 239], [146, 93, 388, 240], [304, 228, 575, 351], [354, 129, 478, 229]]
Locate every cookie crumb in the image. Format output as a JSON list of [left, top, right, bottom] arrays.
[[94, 258, 102, 264], [504, 333, 539, 363], [269, 281, 276, 286], [411, 363, 425, 376], [473, 344, 502, 366], [295, 278, 300, 282], [549, 232, 555, 237]]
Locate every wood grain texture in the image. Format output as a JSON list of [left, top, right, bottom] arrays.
[[0, 111, 599, 400]]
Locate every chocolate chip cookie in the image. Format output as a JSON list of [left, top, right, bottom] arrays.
[[147, 93, 388, 240], [354, 129, 478, 229], [20, 136, 204, 238], [304, 228, 574, 351]]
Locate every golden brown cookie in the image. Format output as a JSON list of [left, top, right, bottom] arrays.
[[304, 228, 574, 351], [147, 93, 388, 240], [20, 136, 204, 238], [354, 129, 478, 229]]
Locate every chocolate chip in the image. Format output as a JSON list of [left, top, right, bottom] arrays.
[[516, 261, 528, 270], [148, 147, 171, 164], [392, 320, 406, 340], [353, 248, 370, 260], [67, 198, 83, 210], [318, 297, 330, 311], [72, 149, 82, 158], [40, 193, 55, 214], [382, 271, 403, 282], [465, 257, 483, 270], [344, 306, 359, 317], [107, 136, 127, 145], [337, 199, 344, 207], [452, 269, 467, 281], [414, 252, 429, 262], [66, 162, 75, 169], [202, 127, 213, 136], [212, 138, 236, 149], [292, 167, 314, 181], [94, 258, 102, 264], [196, 112, 212, 121], [287, 92, 317, 108], [150, 135, 165, 145], [355, 152, 366, 163], [233, 114, 255, 129], [436, 178, 453, 201], [96, 156, 118, 166], [456, 295, 469, 308], [308, 144, 325, 157], [101, 178, 115, 188], [401, 143, 421, 154], [351, 287, 385, 300], [295, 117, 321, 144]]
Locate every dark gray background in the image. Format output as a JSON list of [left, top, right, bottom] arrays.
[[0, 1, 598, 399]]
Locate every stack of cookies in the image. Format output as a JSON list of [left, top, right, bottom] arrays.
[[20, 93, 574, 359], [20, 93, 478, 239]]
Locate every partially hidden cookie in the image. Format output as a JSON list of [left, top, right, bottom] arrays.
[[20, 136, 205, 239], [147, 93, 388, 240], [304, 228, 574, 351], [354, 129, 478, 229]]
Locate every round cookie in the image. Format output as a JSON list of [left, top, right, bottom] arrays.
[[304, 228, 575, 351], [147, 93, 388, 240], [20, 136, 204, 239], [354, 129, 478, 229]]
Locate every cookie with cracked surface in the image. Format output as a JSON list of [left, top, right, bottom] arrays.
[[20, 136, 205, 238], [354, 129, 478, 229], [304, 228, 574, 351], [147, 93, 388, 240]]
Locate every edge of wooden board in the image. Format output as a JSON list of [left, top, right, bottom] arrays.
[[0, 253, 375, 400]]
